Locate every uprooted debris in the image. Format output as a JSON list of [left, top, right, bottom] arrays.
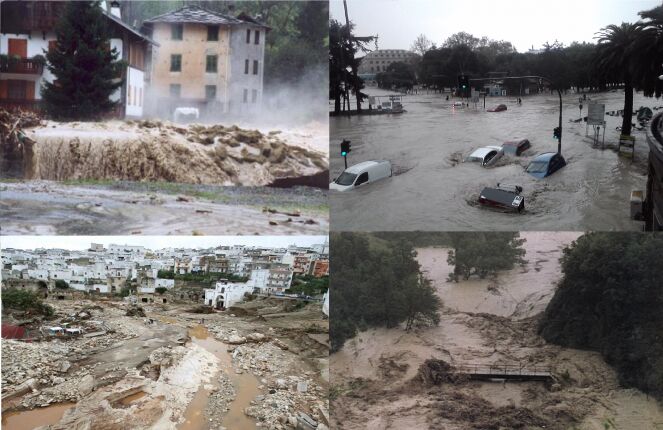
[[185, 305, 215, 314], [125, 306, 146, 318], [418, 359, 468, 385]]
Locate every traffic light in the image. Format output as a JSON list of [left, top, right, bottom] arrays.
[[458, 75, 469, 90], [340, 139, 351, 156], [553, 127, 561, 140]]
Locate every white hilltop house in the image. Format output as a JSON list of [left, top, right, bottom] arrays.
[[204, 280, 253, 310]]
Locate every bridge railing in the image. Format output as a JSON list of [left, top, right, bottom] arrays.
[[456, 363, 553, 376]]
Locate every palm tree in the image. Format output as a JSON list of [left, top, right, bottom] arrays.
[[633, 5, 663, 98], [595, 23, 641, 136]]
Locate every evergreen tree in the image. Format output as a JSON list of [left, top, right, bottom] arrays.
[[42, 1, 125, 120]]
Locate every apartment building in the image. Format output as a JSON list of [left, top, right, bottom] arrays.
[[142, 5, 268, 119]]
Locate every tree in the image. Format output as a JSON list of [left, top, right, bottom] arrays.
[[329, 19, 370, 113], [446, 233, 527, 281], [42, 1, 125, 120], [633, 4, 663, 98], [539, 233, 663, 401], [155, 287, 168, 294], [594, 23, 642, 136], [411, 34, 433, 56], [55, 280, 69, 289], [1, 288, 54, 316], [443, 32, 481, 50], [376, 61, 416, 90]]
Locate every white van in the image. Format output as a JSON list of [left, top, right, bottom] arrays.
[[329, 160, 392, 191]]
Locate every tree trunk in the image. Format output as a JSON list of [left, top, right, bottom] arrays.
[[622, 80, 634, 136], [334, 94, 341, 114]]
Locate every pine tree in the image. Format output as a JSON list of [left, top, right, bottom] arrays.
[[42, 1, 125, 120]]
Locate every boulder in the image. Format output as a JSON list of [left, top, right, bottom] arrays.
[[227, 335, 247, 345]]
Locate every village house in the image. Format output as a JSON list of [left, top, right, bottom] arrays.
[[0, 0, 156, 117], [309, 259, 329, 278], [141, 5, 269, 119], [204, 280, 254, 310]]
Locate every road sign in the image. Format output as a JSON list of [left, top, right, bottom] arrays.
[[588, 103, 605, 125]]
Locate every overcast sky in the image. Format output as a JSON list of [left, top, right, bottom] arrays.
[[1, 236, 327, 251], [330, 0, 662, 52]]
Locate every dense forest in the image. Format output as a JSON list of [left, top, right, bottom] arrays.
[[539, 233, 663, 400], [120, 1, 327, 87], [330, 233, 441, 352]]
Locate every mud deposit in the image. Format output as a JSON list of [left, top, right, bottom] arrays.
[[1, 402, 75, 430], [5, 119, 327, 185], [0, 181, 328, 235], [330, 232, 663, 429]]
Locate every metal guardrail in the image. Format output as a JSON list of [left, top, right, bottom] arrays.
[[456, 363, 553, 377]]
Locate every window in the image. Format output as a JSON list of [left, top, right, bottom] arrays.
[[171, 24, 183, 40], [170, 54, 181, 72], [169, 84, 181, 98], [7, 80, 27, 99], [251, 89, 257, 103], [246, 29, 251, 43], [206, 55, 217, 73], [243, 89, 248, 103], [252, 60, 258, 75], [205, 85, 216, 100], [207, 25, 219, 41], [355, 172, 369, 186], [254, 30, 260, 44], [244, 59, 249, 74]]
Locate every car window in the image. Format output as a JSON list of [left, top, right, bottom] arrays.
[[503, 146, 516, 155], [335, 172, 357, 186], [355, 172, 369, 186], [484, 151, 497, 164], [527, 161, 548, 173]]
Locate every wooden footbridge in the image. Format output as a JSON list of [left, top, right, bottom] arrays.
[[456, 363, 553, 382]]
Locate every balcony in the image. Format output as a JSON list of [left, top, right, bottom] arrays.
[[0, 99, 42, 113], [0, 58, 44, 75]]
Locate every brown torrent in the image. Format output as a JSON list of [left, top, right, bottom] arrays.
[[0, 112, 327, 186]]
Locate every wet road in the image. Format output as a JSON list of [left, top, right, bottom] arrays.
[[330, 88, 660, 231]]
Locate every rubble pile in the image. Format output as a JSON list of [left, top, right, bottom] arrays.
[[0, 108, 41, 146]]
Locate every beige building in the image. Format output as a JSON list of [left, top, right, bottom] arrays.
[[143, 5, 268, 119], [358, 49, 418, 83]]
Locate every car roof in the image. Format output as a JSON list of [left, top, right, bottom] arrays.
[[503, 139, 528, 146], [532, 152, 557, 161], [470, 146, 501, 157], [345, 160, 389, 174]]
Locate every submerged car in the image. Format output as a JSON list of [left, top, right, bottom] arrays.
[[478, 183, 525, 212], [330, 160, 393, 191], [487, 104, 507, 112], [465, 146, 504, 167], [526, 152, 566, 178], [501, 139, 531, 156]]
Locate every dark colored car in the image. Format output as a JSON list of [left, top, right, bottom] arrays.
[[502, 139, 531, 156], [478, 184, 524, 212], [487, 104, 507, 112], [526, 152, 567, 178]]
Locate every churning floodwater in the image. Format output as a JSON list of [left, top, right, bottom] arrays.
[[330, 88, 660, 231]]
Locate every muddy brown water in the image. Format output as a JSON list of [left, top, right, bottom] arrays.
[[330, 89, 660, 231], [179, 325, 260, 430], [1, 402, 75, 430]]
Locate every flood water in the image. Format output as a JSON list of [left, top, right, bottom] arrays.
[[1, 402, 75, 430], [330, 88, 660, 231], [180, 325, 260, 430]]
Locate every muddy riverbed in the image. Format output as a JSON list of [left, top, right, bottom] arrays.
[[330, 232, 663, 429], [0, 180, 328, 235], [330, 89, 660, 231]]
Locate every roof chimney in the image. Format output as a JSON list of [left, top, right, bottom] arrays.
[[110, 1, 121, 19]]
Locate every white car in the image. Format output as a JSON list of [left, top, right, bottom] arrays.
[[330, 160, 392, 191], [465, 146, 504, 167]]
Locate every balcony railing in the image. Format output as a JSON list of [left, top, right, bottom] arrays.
[[0, 99, 42, 113], [0, 58, 44, 75]]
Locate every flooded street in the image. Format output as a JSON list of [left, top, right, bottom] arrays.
[[330, 88, 660, 231]]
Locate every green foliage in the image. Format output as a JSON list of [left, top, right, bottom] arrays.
[[330, 233, 442, 352], [1, 288, 54, 316], [539, 233, 663, 401], [329, 19, 371, 113], [118, 287, 132, 298], [42, 1, 125, 120], [446, 233, 527, 281], [155, 287, 168, 294], [376, 61, 417, 91], [288, 275, 328, 296], [54, 280, 69, 289], [157, 270, 248, 283]]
